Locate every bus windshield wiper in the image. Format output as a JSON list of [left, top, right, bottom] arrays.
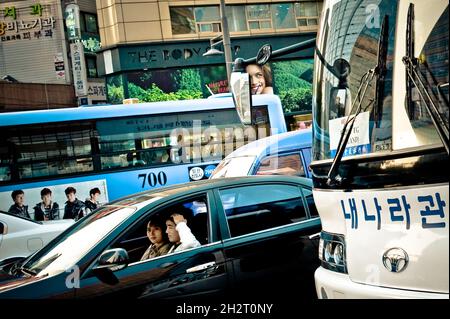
[[327, 68, 378, 186], [403, 3, 449, 154], [403, 57, 449, 154]]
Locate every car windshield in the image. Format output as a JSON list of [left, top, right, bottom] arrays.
[[20, 203, 147, 277], [210, 156, 256, 178]]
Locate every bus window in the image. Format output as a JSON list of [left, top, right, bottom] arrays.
[[8, 123, 95, 179], [96, 108, 270, 170]]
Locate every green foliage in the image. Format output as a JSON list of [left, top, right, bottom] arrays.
[[127, 83, 202, 102], [270, 60, 314, 113], [176, 68, 202, 92], [274, 73, 312, 92], [279, 87, 313, 113], [107, 84, 124, 104], [271, 60, 313, 79]]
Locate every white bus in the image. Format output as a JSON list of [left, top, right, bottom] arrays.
[[311, 0, 448, 298]]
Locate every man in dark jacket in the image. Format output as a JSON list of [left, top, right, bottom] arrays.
[[85, 187, 101, 214], [8, 189, 30, 219], [63, 186, 86, 220], [34, 188, 60, 221]]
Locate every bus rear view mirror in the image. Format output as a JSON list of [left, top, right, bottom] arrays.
[[330, 87, 351, 119], [230, 71, 252, 125]]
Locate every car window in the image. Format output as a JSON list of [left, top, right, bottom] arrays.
[[210, 156, 256, 178], [219, 184, 307, 237], [256, 153, 305, 176], [109, 195, 210, 264], [302, 187, 319, 217]]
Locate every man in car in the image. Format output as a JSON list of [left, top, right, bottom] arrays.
[[63, 186, 86, 221], [8, 189, 30, 219], [166, 212, 200, 253]]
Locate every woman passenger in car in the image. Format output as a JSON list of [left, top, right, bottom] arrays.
[[140, 216, 171, 261]]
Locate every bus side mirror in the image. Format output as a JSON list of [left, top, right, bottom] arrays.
[[230, 71, 252, 125]]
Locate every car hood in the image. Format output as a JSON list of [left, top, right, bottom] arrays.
[[41, 219, 75, 227]]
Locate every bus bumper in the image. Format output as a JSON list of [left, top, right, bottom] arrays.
[[314, 267, 449, 299]]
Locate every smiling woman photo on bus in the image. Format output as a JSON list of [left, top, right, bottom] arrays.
[[246, 64, 274, 95]]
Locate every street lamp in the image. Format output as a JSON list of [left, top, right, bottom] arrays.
[[202, 0, 232, 81], [203, 34, 225, 57]]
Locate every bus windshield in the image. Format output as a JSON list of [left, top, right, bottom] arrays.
[[313, 0, 398, 161], [313, 0, 449, 162]]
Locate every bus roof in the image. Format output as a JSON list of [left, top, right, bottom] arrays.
[[0, 94, 281, 127], [226, 129, 312, 158]]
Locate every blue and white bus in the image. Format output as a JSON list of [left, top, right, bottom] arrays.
[[0, 95, 286, 216]]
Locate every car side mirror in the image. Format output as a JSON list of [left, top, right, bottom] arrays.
[[94, 248, 129, 272], [230, 71, 252, 125]]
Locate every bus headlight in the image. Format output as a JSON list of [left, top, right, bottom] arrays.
[[319, 231, 347, 274]]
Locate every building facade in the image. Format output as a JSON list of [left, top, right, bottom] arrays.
[[0, 0, 106, 111], [96, 0, 322, 122]]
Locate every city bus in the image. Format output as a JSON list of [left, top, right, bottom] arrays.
[[311, 0, 448, 298], [0, 94, 286, 217]]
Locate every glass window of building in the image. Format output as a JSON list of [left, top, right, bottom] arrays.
[[170, 7, 196, 35], [246, 4, 272, 30], [271, 3, 296, 29], [294, 2, 320, 27], [226, 5, 248, 32], [194, 6, 221, 33], [85, 13, 98, 34], [86, 56, 98, 78]]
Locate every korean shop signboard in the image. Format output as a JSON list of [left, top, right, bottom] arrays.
[[64, 3, 80, 40], [70, 41, 88, 96], [0, 1, 57, 42]]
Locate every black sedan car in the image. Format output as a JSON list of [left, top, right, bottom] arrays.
[[0, 176, 320, 299]]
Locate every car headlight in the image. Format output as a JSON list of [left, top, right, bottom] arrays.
[[319, 231, 347, 274]]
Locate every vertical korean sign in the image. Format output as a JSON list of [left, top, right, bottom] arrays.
[[70, 41, 88, 96], [65, 4, 87, 98], [64, 3, 80, 41]]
